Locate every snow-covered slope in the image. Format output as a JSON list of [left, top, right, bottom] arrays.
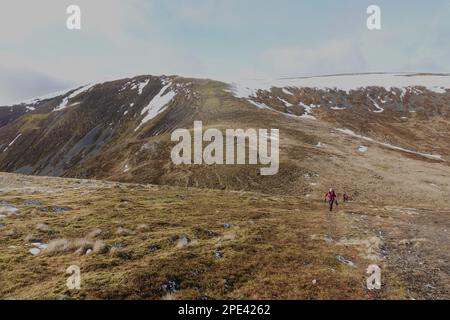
[[228, 73, 450, 98], [0, 73, 448, 192]]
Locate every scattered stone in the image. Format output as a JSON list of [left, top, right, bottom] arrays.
[[358, 146, 368, 153], [425, 284, 435, 290], [214, 249, 223, 259], [24, 200, 42, 206], [148, 244, 160, 253], [40, 207, 71, 213], [336, 255, 355, 267], [194, 227, 218, 237], [223, 279, 232, 291], [0, 205, 18, 215], [29, 248, 41, 255], [112, 242, 125, 249], [161, 280, 178, 293], [114, 251, 132, 260], [53, 207, 71, 213], [32, 242, 48, 250]]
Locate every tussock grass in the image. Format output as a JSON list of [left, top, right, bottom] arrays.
[[46, 238, 107, 255], [0, 172, 448, 300]]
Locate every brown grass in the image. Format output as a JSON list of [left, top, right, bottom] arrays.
[[1, 172, 448, 300]]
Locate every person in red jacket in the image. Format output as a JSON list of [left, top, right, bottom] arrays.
[[325, 188, 338, 212], [343, 192, 349, 202]]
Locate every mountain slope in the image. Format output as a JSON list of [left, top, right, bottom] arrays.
[[0, 172, 448, 299], [0, 73, 449, 206], [1, 73, 450, 300]]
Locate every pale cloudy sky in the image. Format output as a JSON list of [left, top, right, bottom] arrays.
[[0, 0, 449, 104]]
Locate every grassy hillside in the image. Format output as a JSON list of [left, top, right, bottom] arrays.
[[0, 172, 448, 299]]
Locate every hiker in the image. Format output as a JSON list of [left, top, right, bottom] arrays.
[[325, 188, 338, 212], [343, 192, 349, 202]]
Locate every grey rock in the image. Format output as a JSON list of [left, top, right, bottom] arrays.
[[161, 280, 178, 293]]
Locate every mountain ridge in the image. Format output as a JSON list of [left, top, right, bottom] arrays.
[[0, 72, 449, 205], [1, 73, 449, 299]]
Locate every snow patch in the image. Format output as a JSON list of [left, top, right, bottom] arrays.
[[282, 88, 294, 95], [227, 82, 258, 99], [53, 84, 96, 112], [228, 73, 450, 95], [135, 82, 176, 131], [368, 96, 384, 113], [3, 133, 22, 152], [358, 146, 368, 153], [248, 100, 270, 110], [278, 97, 293, 107], [299, 102, 320, 119], [337, 128, 443, 161], [128, 79, 150, 95], [137, 80, 150, 95]]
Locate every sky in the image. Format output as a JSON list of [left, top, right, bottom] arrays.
[[0, 0, 449, 104]]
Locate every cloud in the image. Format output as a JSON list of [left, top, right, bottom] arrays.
[[259, 39, 368, 77], [0, 65, 73, 105], [0, 0, 146, 41], [0, 0, 448, 102], [163, 0, 246, 28]]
